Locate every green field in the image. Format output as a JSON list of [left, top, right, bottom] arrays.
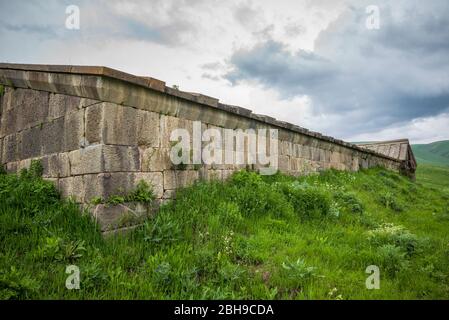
[[1, 162, 449, 300], [416, 163, 449, 193]]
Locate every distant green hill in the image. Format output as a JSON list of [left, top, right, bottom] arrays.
[[412, 140, 449, 167]]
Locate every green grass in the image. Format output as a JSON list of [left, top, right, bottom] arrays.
[[1, 165, 449, 299], [412, 140, 449, 167], [416, 163, 449, 194]]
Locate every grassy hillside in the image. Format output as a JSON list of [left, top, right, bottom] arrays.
[[412, 140, 449, 167], [1, 163, 449, 299], [416, 163, 449, 193]]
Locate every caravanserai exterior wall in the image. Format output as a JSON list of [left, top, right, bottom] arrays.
[[0, 64, 403, 230]]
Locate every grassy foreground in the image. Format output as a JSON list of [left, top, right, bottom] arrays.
[[1, 164, 449, 300]]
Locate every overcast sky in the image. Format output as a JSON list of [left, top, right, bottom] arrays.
[[1, 0, 448, 144]]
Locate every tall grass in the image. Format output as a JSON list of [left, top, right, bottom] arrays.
[[1, 165, 449, 299]]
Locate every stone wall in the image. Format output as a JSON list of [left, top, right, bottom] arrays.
[[0, 64, 402, 230]]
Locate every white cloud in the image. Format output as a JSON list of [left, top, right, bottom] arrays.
[[348, 113, 449, 144], [0, 0, 448, 143]]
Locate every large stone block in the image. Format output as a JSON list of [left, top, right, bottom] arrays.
[[102, 145, 140, 172], [2, 134, 19, 163], [103, 103, 137, 145], [1, 86, 13, 113], [63, 109, 85, 151], [15, 89, 49, 132], [69, 146, 102, 175], [0, 108, 17, 137], [278, 155, 290, 172], [85, 104, 102, 145], [41, 118, 65, 155], [25, 71, 57, 92], [136, 109, 160, 147], [49, 93, 99, 120], [330, 152, 341, 163], [21, 126, 42, 159], [298, 145, 309, 159], [58, 176, 84, 203], [50, 73, 83, 97], [0, 69, 28, 89], [351, 157, 360, 171], [85, 103, 160, 147], [163, 170, 199, 190], [69, 145, 140, 175], [140, 147, 172, 171], [42, 153, 70, 178]]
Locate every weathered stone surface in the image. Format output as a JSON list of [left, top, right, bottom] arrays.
[[330, 152, 341, 163], [1, 86, 13, 113], [136, 110, 160, 147], [2, 134, 19, 163], [41, 118, 64, 155], [42, 153, 70, 178], [85, 104, 102, 145], [49, 93, 99, 120], [69, 145, 140, 175], [163, 170, 199, 190], [69, 146, 103, 175], [140, 147, 172, 171], [85, 103, 160, 147], [102, 145, 140, 172], [102, 103, 138, 145], [59, 176, 84, 203], [15, 89, 49, 132], [21, 126, 42, 159], [50, 72, 83, 97], [278, 155, 290, 172], [0, 108, 17, 137], [63, 109, 85, 151]]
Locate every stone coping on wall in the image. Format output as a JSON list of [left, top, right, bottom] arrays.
[[0, 62, 401, 163]]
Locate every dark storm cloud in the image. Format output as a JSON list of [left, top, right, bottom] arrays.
[[227, 40, 338, 93], [225, 0, 449, 136]]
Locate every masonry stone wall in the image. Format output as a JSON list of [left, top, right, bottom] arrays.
[[0, 64, 402, 231]]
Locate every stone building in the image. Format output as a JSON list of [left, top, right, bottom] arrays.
[[357, 139, 417, 179], [0, 63, 416, 231]]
